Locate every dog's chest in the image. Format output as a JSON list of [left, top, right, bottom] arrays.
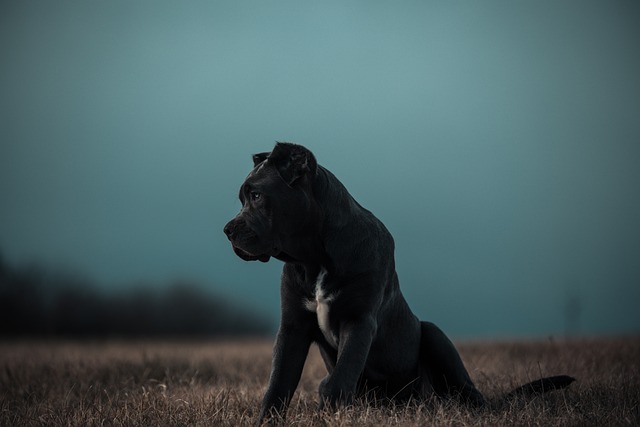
[[304, 268, 338, 349]]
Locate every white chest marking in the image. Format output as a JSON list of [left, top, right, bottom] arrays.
[[304, 268, 338, 349]]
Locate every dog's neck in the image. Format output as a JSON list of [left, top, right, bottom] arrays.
[[314, 166, 362, 228], [313, 166, 376, 273], [275, 165, 376, 274]]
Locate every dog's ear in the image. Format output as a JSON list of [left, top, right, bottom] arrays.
[[252, 152, 270, 167], [268, 142, 317, 186]]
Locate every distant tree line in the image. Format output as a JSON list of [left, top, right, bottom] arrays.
[[0, 252, 273, 339]]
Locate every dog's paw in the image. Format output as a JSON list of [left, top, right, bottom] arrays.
[[257, 407, 286, 427], [318, 376, 354, 410]]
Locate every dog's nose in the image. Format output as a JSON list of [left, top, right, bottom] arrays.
[[223, 222, 234, 240]]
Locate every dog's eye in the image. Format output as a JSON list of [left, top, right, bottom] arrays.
[[250, 191, 262, 202]]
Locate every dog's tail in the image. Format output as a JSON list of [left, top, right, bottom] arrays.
[[504, 375, 576, 400]]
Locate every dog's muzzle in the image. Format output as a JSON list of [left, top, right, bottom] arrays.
[[223, 219, 272, 262]]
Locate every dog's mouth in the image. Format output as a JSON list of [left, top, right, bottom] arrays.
[[232, 245, 272, 263]]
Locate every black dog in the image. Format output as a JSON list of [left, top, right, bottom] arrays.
[[224, 143, 574, 423]]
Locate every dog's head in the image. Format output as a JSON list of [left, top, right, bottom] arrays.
[[223, 142, 318, 262]]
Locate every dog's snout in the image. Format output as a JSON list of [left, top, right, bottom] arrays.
[[223, 221, 235, 240]]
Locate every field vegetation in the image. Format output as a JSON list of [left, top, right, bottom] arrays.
[[1, 337, 638, 426]]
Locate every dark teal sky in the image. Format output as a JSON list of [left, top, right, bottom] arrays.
[[1, 1, 639, 337]]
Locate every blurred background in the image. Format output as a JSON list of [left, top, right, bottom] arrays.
[[1, 1, 639, 339]]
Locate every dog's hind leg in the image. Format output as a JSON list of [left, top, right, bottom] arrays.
[[419, 321, 485, 406]]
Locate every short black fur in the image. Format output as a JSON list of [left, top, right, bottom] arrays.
[[223, 142, 574, 424]]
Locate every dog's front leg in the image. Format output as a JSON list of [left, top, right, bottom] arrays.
[[318, 317, 376, 409], [259, 322, 312, 424]]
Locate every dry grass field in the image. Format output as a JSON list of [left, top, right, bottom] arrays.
[[1, 337, 638, 426]]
